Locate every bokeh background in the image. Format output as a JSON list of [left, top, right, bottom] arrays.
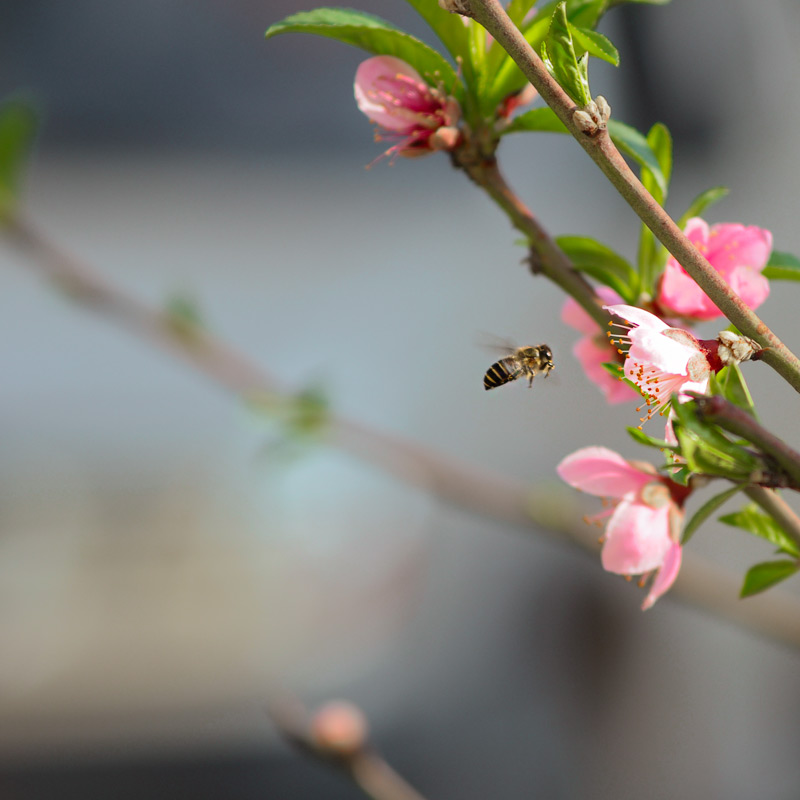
[[2, 1, 800, 797]]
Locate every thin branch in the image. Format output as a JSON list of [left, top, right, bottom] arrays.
[[5, 214, 800, 647], [746, 486, 800, 550], [690, 393, 800, 491], [453, 152, 608, 328], [461, 0, 800, 394], [268, 696, 428, 800]]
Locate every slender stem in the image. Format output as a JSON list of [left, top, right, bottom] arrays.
[[690, 394, 800, 490], [746, 486, 800, 551], [455, 154, 608, 328], [7, 214, 800, 646], [462, 0, 800, 394], [268, 696, 428, 800]]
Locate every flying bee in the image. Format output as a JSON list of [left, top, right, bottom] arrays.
[[483, 343, 554, 390]]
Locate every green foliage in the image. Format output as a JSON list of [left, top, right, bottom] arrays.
[[541, 2, 592, 106], [248, 384, 331, 444], [401, 0, 472, 79], [503, 106, 568, 134], [718, 364, 757, 419], [671, 399, 761, 482], [740, 560, 799, 598], [569, 26, 619, 66], [0, 98, 38, 219], [720, 504, 800, 559], [626, 425, 677, 451], [763, 250, 800, 282], [634, 122, 672, 288], [555, 235, 638, 300], [677, 186, 729, 229], [265, 8, 460, 92], [607, 120, 668, 198], [681, 483, 743, 545]]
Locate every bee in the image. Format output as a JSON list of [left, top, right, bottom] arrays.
[[483, 343, 554, 390]]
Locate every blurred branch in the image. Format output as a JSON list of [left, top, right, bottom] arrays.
[[268, 696, 428, 800], [5, 214, 800, 647]]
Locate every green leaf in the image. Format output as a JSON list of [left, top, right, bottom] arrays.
[[0, 98, 38, 217], [541, 3, 591, 106], [502, 106, 568, 134], [265, 9, 459, 90], [626, 425, 676, 450], [763, 250, 800, 282], [740, 560, 799, 598], [606, 120, 667, 197], [720, 503, 800, 558], [555, 235, 639, 300], [633, 122, 671, 284], [506, 0, 540, 25], [401, 0, 471, 73], [677, 186, 729, 229], [681, 483, 744, 544], [720, 364, 757, 419], [569, 25, 619, 66], [489, 1, 560, 109], [671, 399, 761, 480]]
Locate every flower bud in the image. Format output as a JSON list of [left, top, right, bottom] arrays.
[[716, 330, 761, 366], [310, 701, 369, 756]]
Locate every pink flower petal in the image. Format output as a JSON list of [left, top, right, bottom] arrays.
[[727, 266, 770, 311], [354, 56, 426, 132], [705, 224, 773, 275], [605, 304, 669, 333], [601, 500, 673, 575], [641, 540, 682, 610], [562, 288, 622, 336], [573, 336, 637, 403], [557, 447, 652, 498], [657, 260, 721, 320]]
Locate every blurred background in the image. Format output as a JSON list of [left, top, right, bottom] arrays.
[[2, 0, 800, 797]]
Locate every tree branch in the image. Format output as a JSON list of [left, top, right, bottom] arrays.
[[453, 153, 608, 328], [462, 0, 800, 394], [5, 213, 800, 647]]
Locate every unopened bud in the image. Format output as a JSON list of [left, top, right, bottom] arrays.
[[573, 109, 596, 134], [716, 330, 761, 365], [310, 701, 368, 756], [429, 125, 462, 151], [595, 96, 611, 124], [438, 0, 471, 15]]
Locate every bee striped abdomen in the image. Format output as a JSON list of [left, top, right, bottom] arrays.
[[483, 358, 517, 390]]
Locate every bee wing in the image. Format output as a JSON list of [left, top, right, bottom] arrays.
[[476, 332, 518, 355]]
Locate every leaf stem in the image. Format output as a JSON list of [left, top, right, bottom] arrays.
[[462, 0, 800, 393]]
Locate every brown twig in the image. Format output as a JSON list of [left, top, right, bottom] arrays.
[[745, 486, 800, 551], [453, 152, 608, 328], [267, 696, 428, 800], [6, 214, 800, 646], [461, 0, 800, 394], [690, 393, 800, 492]]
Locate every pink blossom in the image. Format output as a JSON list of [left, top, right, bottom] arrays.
[[354, 56, 461, 162], [557, 446, 684, 609], [561, 288, 638, 404], [605, 304, 712, 425], [657, 217, 772, 321]]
